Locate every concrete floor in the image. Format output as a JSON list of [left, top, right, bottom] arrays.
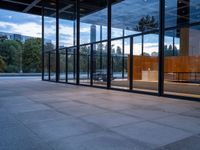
[[0, 77, 200, 150]]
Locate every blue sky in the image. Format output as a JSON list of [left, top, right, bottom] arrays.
[[0, 8, 178, 55], [0, 9, 42, 37]]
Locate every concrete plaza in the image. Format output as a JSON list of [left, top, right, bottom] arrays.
[[0, 77, 200, 150]]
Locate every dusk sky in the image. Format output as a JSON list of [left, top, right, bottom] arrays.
[[0, 8, 178, 55]]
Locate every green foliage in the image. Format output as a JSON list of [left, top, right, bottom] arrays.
[[22, 38, 41, 73], [0, 55, 6, 72], [135, 15, 158, 32], [0, 39, 21, 72], [164, 44, 179, 56]]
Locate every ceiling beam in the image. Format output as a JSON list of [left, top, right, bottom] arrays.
[[2, 0, 28, 5], [51, 4, 73, 17], [23, 0, 41, 13]]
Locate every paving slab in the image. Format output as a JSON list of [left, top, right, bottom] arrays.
[[0, 77, 200, 150], [111, 121, 192, 147]]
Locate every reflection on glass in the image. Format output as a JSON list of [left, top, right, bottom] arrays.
[[164, 0, 200, 98], [132, 34, 159, 93], [44, 52, 49, 80], [59, 49, 66, 82], [50, 51, 56, 81], [80, 45, 91, 85], [93, 42, 107, 87], [67, 48, 76, 83], [111, 38, 129, 89]]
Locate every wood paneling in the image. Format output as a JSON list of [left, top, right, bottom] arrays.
[[128, 55, 200, 80]]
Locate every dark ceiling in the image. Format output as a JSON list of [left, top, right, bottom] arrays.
[[0, 0, 121, 20]]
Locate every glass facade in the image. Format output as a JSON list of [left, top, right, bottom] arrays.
[[42, 0, 200, 100]]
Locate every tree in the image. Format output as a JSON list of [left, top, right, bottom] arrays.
[[116, 46, 122, 55], [135, 15, 158, 56], [0, 39, 21, 72], [135, 15, 158, 32], [164, 44, 179, 56], [22, 38, 41, 73], [143, 52, 150, 56], [80, 45, 90, 72], [0, 55, 6, 72]]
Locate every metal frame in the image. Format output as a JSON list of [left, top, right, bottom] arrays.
[[41, 0, 200, 101], [158, 0, 165, 96], [107, 0, 112, 89], [129, 37, 133, 90], [41, 3, 44, 80], [76, 0, 80, 85], [56, 0, 60, 82]]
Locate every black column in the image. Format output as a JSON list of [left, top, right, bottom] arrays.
[[141, 34, 144, 56], [48, 52, 50, 80], [56, 0, 60, 82], [90, 43, 94, 86], [66, 48, 68, 83], [158, 0, 165, 96], [100, 25, 103, 70], [42, 4, 44, 80], [122, 29, 125, 78], [107, 0, 111, 89], [129, 37, 133, 90], [76, 0, 80, 85]]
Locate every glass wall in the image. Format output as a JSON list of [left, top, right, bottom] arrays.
[[0, 9, 41, 75], [79, 0, 108, 87], [111, 0, 160, 93], [111, 38, 129, 89], [42, 0, 200, 99], [43, 1, 56, 81], [164, 0, 200, 98], [58, 0, 77, 83]]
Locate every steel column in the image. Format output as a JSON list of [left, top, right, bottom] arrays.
[[122, 29, 125, 78], [41, 4, 44, 80], [129, 37, 133, 90], [66, 49, 68, 83], [76, 0, 80, 85], [48, 52, 50, 80], [56, 0, 60, 82], [158, 0, 165, 96], [90, 43, 94, 86], [107, 0, 111, 88]]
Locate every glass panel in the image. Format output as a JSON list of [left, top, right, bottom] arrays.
[[93, 42, 107, 87], [57, 0, 77, 83], [44, 52, 49, 80], [80, 1, 108, 45], [164, 0, 200, 98], [111, 0, 159, 92], [59, 49, 66, 82], [80, 45, 91, 85], [67, 47, 76, 83], [50, 51, 56, 81], [132, 33, 159, 93], [43, 2, 56, 81], [111, 38, 129, 89], [80, 0, 108, 87]]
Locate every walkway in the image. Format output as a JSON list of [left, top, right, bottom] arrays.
[[0, 77, 200, 150]]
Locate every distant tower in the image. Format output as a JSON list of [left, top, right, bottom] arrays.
[[90, 24, 96, 43], [90, 24, 96, 73]]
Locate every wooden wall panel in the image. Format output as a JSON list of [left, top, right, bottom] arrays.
[[128, 55, 200, 80]]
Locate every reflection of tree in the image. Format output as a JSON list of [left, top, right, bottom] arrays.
[[0, 55, 6, 72], [135, 15, 158, 32], [44, 42, 54, 51], [0, 39, 21, 72], [164, 44, 179, 56], [22, 38, 41, 73], [135, 15, 158, 56], [77, 43, 128, 74]]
